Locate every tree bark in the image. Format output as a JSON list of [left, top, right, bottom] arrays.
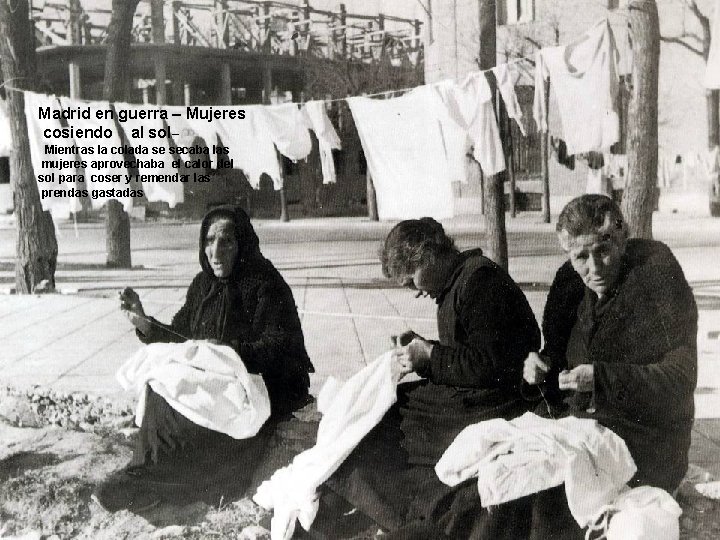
[[0, 0, 58, 293], [621, 0, 660, 240], [103, 0, 140, 268], [479, 0, 507, 270]]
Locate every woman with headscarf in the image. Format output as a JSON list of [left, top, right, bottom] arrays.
[[94, 205, 314, 512]]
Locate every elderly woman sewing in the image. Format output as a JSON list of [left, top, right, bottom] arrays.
[[518, 194, 698, 538], [316, 217, 540, 536], [94, 205, 314, 512]]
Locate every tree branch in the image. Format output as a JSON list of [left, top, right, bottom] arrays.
[[659, 35, 704, 56]]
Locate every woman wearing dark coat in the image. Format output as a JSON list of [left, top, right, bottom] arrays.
[[94, 205, 314, 512], [317, 218, 541, 537]]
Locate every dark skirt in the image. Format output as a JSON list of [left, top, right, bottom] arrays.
[[95, 387, 275, 511], [325, 379, 530, 535]]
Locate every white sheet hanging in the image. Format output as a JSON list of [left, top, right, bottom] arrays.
[[261, 103, 313, 162], [254, 351, 398, 540], [493, 63, 527, 136], [435, 72, 506, 176], [115, 103, 184, 208], [214, 105, 284, 190], [117, 340, 271, 440], [303, 101, 341, 184], [348, 86, 455, 220], [164, 106, 219, 169], [59, 96, 132, 211], [533, 20, 621, 155], [22, 91, 82, 214]]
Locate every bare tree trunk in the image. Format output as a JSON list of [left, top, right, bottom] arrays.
[[621, 0, 660, 239], [0, 0, 58, 293], [479, 0, 507, 270], [103, 0, 140, 268], [540, 80, 551, 223]]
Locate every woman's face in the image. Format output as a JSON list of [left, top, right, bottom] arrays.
[[205, 218, 239, 278], [399, 262, 447, 300]]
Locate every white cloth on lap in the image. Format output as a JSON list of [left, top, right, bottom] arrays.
[[435, 412, 637, 528], [253, 351, 398, 540], [117, 340, 271, 440]]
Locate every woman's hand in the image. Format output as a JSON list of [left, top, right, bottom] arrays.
[[558, 365, 594, 392], [119, 287, 151, 334], [523, 352, 551, 385], [393, 337, 434, 375], [390, 350, 413, 382]]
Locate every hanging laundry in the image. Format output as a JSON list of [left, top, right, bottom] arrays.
[[254, 351, 398, 540], [435, 72, 506, 176], [533, 20, 621, 155], [214, 105, 284, 189], [261, 103, 312, 162], [347, 85, 455, 220], [115, 103, 184, 208], [22, 91, 82, 214], [705, 0, 720, 88], [492, 63, 527, 136], [59, 97, 132, 211], [302, 101, 341, 184], [165, 105, 219, 169], [0, 99, 12, 157], [435, 412, 636, 528]]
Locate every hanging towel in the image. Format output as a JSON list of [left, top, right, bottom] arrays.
[[435, 72, 506, 176], [435, 412, 637, 528], [705, 0, 720, 88], [58, 97, 132, 211], [261, 103, 313, 162], [302, 101, 341, 184], [347, 86, 455, 220], [214, 105, 284, 189], [533, 20, 620, 155], [117, 340, 271, 440], [23, 92, 82, 214], [115, 103, 184, 208], [164, 106, 219, 169], [254, 351, 398, 540], [493, 63, 527, 136], [0, 99, 12, 157]]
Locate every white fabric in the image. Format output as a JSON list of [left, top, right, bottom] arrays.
[[23, 92, 82, 214], [435, 412, 637, 528], [436, 72, 506, 175], [705, 0, 720, 88], [493, 63, 527, 136], [588, 486, 681, 540], [59, 97, 132, 211], [117, 340, 271, 440], [302, 101, 341, 184], [215, 106, 284, 190], [115, 103, 184, 208], [0, 98, 12, 157], [347, 86, 455, 220], [164, 106, 219, 169], [261, 103, 313, 162], [254, 351, 398, 540], [533, 20, 621, 155]]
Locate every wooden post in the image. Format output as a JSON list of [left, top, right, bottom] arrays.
[[68, 63, 82, 99], [620, 0, 660, 239], [339, 3, 347, 59], [151, 0, 166, 105], [262, 61, 289, 221], [499, 96, 517, 218], [479, 0, 507, 270], [541, 79, 551, 223], [219, 62, 232, 104]]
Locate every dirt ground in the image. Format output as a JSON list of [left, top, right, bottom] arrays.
[[1, 386, 719, 540]]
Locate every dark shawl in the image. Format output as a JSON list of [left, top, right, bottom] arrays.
[[138, 205, 314, 415]]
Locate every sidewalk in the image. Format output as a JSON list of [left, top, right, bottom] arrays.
[[2, 212, 720, 480]]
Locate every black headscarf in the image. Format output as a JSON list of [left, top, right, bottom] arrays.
[[191, 205, 265, 338]]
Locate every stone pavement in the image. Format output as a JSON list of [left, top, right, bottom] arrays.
[[1, 213, 720, 478]]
